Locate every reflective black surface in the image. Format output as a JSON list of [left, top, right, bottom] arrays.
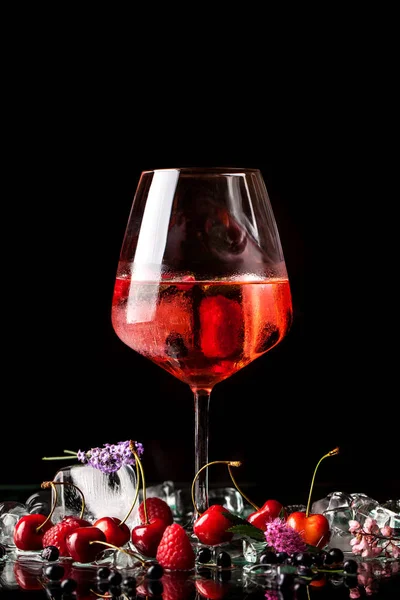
[[1, 547, 399, 599]]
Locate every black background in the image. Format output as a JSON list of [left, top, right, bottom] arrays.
[[2, 43, 398, 512]]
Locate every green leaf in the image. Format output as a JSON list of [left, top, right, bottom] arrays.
[[306, 544, 321, 554], [226, 524, 266, 541], [279, 565, 299, 575], [222, 511, 252, 526]]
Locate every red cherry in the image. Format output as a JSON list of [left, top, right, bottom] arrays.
[[247, 499, 284, 531], [70, 566, 98, 596], [13, 561, 43, 590], [131, 517, 167, 557], [13, 514, 53, 550], [195, 578, 230, 599], [193, 505, 233, 546], [286, 511, 331, 548], [65, 526, 107, 563], [285, 447, 338, 549], [93, 516, 130, 547]]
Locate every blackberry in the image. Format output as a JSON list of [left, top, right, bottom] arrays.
[[322, 551, 334, 565], [344, 573, 359, 588], [259, 550, 278, 564], [97, 580, 110, 593], [343, 559, 358, 574], [44, 564, 65, 581], [122, 576, 137, 595], [328, 547, 344, 563], [312, 550, 328, 566], [60, 578, 77, 594], [276, 572, 295, 588], [41, 546, 59, 562], [197, 547, 212, 563], [216, 550, 231, 568], [109, 585, 122, 597], [108, 571, 122, 586], [96, 566, 111, 580], [148, 579, 163, 596], [146, 564, 164, 579], [293, 551, 313, 566], [275, 551, 289, 563]]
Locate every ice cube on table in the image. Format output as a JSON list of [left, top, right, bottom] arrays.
[[0, 502, 28, 518], [0, 503, 29, 547], [311, 491, 353, 514], [369, 505, 400, 529], [140, 480, 176, 513], [0, 557, 19, 590], [350, 493, 379, 522], [311, 492, 354, 551], [323, 507, 354, 552], [52, 463, 140, 527]]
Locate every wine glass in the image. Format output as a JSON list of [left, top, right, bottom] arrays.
[[111, 167, 292, 520]]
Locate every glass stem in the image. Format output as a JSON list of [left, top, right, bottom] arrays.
[[192, 387, 211, 518]]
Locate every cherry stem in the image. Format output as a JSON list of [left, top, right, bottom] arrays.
[[37, 481, 58, 532], [129, 441, 148, 524], [227, 465, 259, 511], [306, 447, 339, 517], [50, 481, 86, 520], [119, 456, 141, 527], [191, 460, 244, 517], [88, 539, 145, 566]]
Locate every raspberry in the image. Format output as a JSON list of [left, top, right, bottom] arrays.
[[156, 523, 195, 571], [138, 497, 174, 526], [161, 573, 195, 600], [42, 517, 88, 557]]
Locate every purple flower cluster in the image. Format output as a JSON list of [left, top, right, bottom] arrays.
[[77, 440, 144, 474], [264, 518, 307, 555]]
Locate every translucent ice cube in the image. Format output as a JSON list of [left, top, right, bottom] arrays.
[[0, 502, 28, 519], [140, 480, 176, 513], [350, 493, 379, 522], [323, 507, 354, 552], [52, 463, 140, 527], [369, 505, 400, 529], [0, 503, 29, 547], [0, 558, 18, 590], [312, 491, 353, 514], [242, 539, 267, 563]]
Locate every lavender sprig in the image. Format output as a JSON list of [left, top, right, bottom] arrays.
[[77, 440, 144, 474], [43, 440, 144, 475]]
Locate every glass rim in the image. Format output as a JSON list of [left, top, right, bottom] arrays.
[[141, 166, 261, 175]]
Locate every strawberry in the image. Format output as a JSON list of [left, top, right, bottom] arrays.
[[138, 497, 174, 526], [42, 517, 90, 557], [156, 523, 195, 571]]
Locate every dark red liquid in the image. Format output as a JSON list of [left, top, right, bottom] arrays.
[[112, 276, 292, 389]]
